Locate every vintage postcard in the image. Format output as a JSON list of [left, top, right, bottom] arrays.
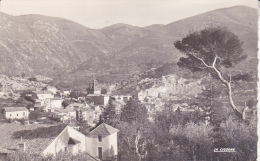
[[0, 0, 257, 160]]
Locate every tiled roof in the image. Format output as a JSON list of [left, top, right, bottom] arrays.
[[47, 86, 56, 89], [89, 123, 119, 135], [0, 147, 12, 153], [81, 108, 94, 112], [3, 107, 28, 112], [34, 91, 54, 95], [53, 108, 75, 113], [50, 98, 63, 101], [0, 123, 67, 155], [87, 94, 110, 97], [66, 103, 86, 110]]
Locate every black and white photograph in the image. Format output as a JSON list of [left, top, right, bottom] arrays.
[[0, 0, 258, 160]]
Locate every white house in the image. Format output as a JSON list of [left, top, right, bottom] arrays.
[[62, 90, 71, 97], [43, 125, 86, 155], [34, 91, 54, 100], [86, 123, 119, 160], [0, 123, 99, 161], [81, 109, 96, 124], [2, 107, 29, 120], [0, 122, 118, 160], [112, 95, 132, 103], [35, 75, 53, 82], [47, 86, 57, 95], [44, 98, 64, 109], [51, 108, 77, 120], [66, 103, 87, 110]]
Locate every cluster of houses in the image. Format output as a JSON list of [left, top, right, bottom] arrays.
[[0, 79, 133, 160], [1, 80, 131, 124]]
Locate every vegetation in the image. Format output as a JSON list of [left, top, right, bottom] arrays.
[[29, 110, 45, 120], [174, 27, 249, 119], [62, 100, 70, 108], [69, 90, 86, 99], [100, 84, 257, 161], [28, 77, 37, 81], [19, 90, 37, 104], [118, 104, 256, 161], [102, 98, 117, 124]]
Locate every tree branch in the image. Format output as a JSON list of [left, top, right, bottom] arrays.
[[212, 66, 243, 118], [212, 56, 218, 67], [191, 52, 243, 118], [189, 53, 213, 68]]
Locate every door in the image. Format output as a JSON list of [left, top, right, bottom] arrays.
[[98, 147, 102, 159]]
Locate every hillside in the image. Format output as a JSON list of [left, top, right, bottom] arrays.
[[71, 5, 258, 85], [114, 5, 257, 72], [0, 74, 46, 99], [0, 13, 147, 76], [0, 6, 257, 86]]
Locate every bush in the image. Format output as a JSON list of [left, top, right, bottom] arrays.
[[28, 77, 37, 81]]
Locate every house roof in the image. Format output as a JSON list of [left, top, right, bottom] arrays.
[[34, 91, 54, 95], [89, 123, 119, 135], [3, 107, 28, 112], [53, 108, 75, 113], [87, 94, 110, 97], [0, 147, 12, 154], [0, 124, 99, 161], [0, 123, 67, 155], [66, 103, 87, 110], [47, 86, 56, 89], [50, 98, 63, 101]]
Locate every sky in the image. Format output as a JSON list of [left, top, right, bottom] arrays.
[[1, 0, 258, 29]]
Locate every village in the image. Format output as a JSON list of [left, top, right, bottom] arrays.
[[0, 74, 257, 160], [0, 74, 223, 161], [0, 78, 133, 161], [0, 72, 257, 161]]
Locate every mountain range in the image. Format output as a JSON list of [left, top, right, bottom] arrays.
[[0, 5, 257, 86]]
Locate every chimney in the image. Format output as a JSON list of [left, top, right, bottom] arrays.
[[18, 137, 26, 152], [18, 142, 26, 152]]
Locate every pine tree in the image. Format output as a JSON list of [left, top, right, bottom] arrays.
[[76, 109, 83, 122], [103, 98, 116, 124], [175, 27, 247, 118], [121, 98, 135, 123], [121, 97, 148, 124]]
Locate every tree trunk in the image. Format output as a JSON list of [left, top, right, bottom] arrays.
[[193, 55, 243, 119], [227, 82, 243, 118], [212, 66, 243, 119], [135, 131, 142, 161]]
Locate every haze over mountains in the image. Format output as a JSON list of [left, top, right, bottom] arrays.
[[0, 6, 257, 83]]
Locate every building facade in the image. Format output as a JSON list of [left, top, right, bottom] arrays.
[[86, 123, 119, 160], [2, 107, 29, 120]]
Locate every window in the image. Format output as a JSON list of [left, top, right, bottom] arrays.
[[98, 147, 102, 159], [10, 114, 12, 117], [23, 112, 25, 115], [98, 135, 102, 142], [17, 114, 18, 116]]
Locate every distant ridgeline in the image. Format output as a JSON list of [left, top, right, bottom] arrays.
[[0, 6, 257, 85]]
